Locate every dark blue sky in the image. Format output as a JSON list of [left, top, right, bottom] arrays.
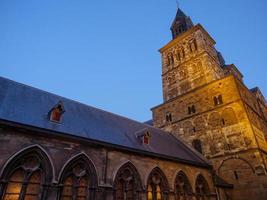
[[1, 0, 266, 122]]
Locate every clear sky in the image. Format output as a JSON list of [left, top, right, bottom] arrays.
[[0, 0, 267, 122]]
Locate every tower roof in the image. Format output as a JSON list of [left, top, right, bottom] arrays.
[[171, 8, 187, 26], [170, 8, 194, 39]]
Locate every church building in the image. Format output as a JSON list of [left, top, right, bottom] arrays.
[[151, 8, 267, 200], [0, 6, 266, 200]]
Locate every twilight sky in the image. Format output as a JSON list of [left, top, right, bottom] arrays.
[[0, 0, 267, 122]]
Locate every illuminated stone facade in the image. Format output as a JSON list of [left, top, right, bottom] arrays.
[[152, 8, 267, 200]]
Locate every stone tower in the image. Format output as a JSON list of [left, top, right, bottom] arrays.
[[151, 8, 267, 200]]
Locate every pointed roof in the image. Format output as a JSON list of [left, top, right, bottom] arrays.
[[171, 8, 187, 27], [170, 8, 194, 39]]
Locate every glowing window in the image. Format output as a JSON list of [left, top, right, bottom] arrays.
[[49, 102, 65, 122]]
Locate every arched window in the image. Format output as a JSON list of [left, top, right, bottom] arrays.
[[192, 139, 203, 154], [0, 146, 53, 200], [147, 167, 169, 200], [114, 162, 142, 200], [58, 154, 98, 200], [221, 108, 237, 126], [189, 40, 198, 53], [174, 171, 192, 200], [195, 175, 210, 200], [208, 112, 221, 127], [167, 53, 174, 66]]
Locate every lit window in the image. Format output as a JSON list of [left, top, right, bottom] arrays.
[[59, 156, 97, 200], [143, 131, 151, 145], [3, 156, 44, 200], [114, 162, 142, 200], [147, 168, 168, 200], [49, 101, 65, 122]]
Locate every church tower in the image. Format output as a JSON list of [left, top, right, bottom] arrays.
[[152, 7, 267, 200], [160, 8, 224, 102]]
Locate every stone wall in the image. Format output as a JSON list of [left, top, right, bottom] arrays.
[[0, 125, 216, 200]]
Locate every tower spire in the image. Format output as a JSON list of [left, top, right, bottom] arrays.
[[170, 7, 194, 39]]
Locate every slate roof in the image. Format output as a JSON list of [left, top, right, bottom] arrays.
[[0, 76, 210, 167], [144, 119, 153, 126], [170, 8, 193, 29]]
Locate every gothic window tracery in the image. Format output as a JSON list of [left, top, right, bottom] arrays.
[[174, 171, 192, 200], [147, 167, 169, 200], [114, 162, 142, 200], [195, 175, 210, 200], [0, 147, 53, 200], [59, 155, 97, 200]]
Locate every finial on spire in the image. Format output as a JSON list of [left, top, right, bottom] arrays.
[[176, 0, 180, 9]]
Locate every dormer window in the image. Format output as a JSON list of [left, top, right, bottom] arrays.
[[136, 129, 151, 145], [143, 132, 150, 145], [49, 101, 65, 123]]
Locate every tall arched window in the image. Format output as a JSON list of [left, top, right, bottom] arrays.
[[0, 146, 53, 200], [147, 167, 169, 200], [58, 154, 98, 200], [114, 162, 142, 200], [195, 175, 210, 200], [221, 108, 237, 126], [167, 53, 174, 66], [174, 171, 192, 200]]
